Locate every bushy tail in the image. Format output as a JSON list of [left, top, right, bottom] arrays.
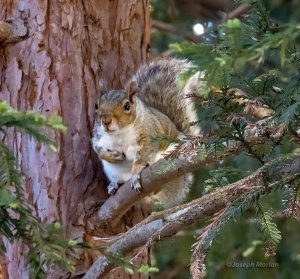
[[132, 58, 201, 135]]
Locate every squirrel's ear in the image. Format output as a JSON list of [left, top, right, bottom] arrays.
[[98, 79, 107, 95], [127, 81, 138, 102]]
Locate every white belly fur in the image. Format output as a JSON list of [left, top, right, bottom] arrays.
[[96, 124, 139, 183], [94, 124, 180, 184], [102, 160, 132, 182]]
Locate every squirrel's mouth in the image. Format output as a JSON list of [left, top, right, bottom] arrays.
[[104, 128, 115, 133]]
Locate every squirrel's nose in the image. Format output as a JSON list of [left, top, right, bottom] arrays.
[[102, 115, 112, 126]]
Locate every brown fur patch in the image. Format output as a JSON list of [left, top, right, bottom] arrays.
[[97, 89, 137, 129]]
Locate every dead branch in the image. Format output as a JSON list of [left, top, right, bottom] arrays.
[[152, 20, 199, 43], [173, 0, 237, 20], [227, 4, 251, 19], [83, 155, 300, 279], [0, 19, 27, 45]]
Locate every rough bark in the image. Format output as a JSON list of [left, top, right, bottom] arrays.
[[0, 255, 8, 279], [0, 19, 27, 45], [0, 0, 150, 278]]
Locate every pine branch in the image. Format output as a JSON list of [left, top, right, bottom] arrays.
[[0, 102, 66, 150], [282, 182, 300, 220], [190, 188, 263, 278], [83, 156, 300, 279], [190, 254, 206, 279], [152, 20, 199, 43], [0, 141, 21, 188], [256, 201, 282, 256], [290, 184, 300, 219], [86, 144, 241, 232], [227, 4, 251, 19], [0, 102, 71, 277], [87, 120, 292, 233]]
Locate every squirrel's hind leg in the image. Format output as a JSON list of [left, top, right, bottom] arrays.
[[158, 173, 193, 208]]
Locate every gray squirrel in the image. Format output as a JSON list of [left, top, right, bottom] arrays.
[[92, 58, 200, 207]]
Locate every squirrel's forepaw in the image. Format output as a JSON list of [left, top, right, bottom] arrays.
[[108, 149, 126, 162], [130, 173, 142, 193], [107, 181, 120, 195]]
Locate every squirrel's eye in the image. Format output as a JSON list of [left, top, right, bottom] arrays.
[[123, 101, 131, 111], [95, 103, 99, 110]]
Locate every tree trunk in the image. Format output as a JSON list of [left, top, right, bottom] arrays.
[[0, 0, 150, 278], [0, 256, 8, 279]]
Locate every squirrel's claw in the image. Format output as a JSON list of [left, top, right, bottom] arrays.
[[107, 181, 120, 195], [108, 180, 125, 195], [130, 173, 142, 192], [108, 150, 126, 162]]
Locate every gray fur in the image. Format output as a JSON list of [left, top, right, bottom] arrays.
[[131, 58, 200, 135]]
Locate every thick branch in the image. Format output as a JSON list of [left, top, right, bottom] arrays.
[[152, 20, 199, 43], [227, 4, 251, 19], [83, 156, 300, 279], [86, 146, 240, 233], [151, 3, 250, 44], [87, 118, 295, 233], [0, 19, 27, 45]]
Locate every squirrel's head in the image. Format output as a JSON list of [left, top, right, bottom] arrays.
[[95, 81, 138, 133]]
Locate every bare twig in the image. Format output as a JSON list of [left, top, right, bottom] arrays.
[[152, 20, 200, 43], [227, 4, 251, 19]]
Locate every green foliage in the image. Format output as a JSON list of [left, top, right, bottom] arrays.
[[137, 265, 159, 275], [204, 166, 243, 193], [155, 157, 178, 174], [169, 0, 300, 162], [152, 0, 300, 278], [256, 201, 282, 249], [196, 188, 263, 253], [105, 251, 159, 275], [171, 3, 300, 139], [191, 188, 264, 278], [0, 102, 66, 151], [152, 201, 166, 212], [242, 240, 263, 257], [0, 101, 72, 278]]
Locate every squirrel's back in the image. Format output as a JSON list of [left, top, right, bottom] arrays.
[[132, 58, 200, 135]]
